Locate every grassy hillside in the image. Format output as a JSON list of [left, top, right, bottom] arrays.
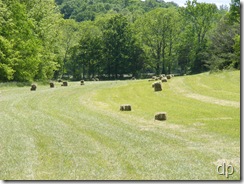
[[0, 71, 240, 180]]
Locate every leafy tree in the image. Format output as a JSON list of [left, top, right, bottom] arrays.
[[0, 0, 15, 81], [228, 0, 240, 23], [100, 14, 143, 79], [67, 22, 103, 80], [134, 8, 180, 75], [180, 0, 218, 73], [208, 15, 240, 71], [58, 19, 80, 77]]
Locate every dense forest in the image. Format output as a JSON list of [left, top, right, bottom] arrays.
[[0, 0, 240, 81]]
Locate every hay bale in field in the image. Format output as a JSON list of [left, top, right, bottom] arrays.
[[58, 79, 62, 83], [159, 74, 165, 80], [155, 112, 167, 121], [50, 82, 54, 88], [30, 84, 37, 91], [61, 81, 68, 86], [154, 82, 162, 92], [161, 77, 168, 82], [120, 104, 132, 111], [166, 75, 171, 79], [80, 80, 85, 85]]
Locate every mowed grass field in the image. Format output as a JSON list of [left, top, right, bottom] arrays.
[[0, 71, 240, 180]]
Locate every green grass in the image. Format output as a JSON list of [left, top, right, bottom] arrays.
[[0, 71, 240, 180]]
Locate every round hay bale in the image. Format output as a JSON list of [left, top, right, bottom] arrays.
[[154, 82, 162, 92], [62, 81, 68, 86], [80, 80, 85, 85], [50, 82, 54, 88], [120, 104, 132, 111], [155, 112, 167, 121], [30, 84, 37, 91], [58, 79, 62, 83], [152, 76, 157, 80], [161, 77, 168, 82], [166, 75, 171, 79]]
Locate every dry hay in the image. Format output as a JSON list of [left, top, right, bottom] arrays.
[[80, 80, 85, 85], [152, 76, 159, 80], [30, 84, 37, 91], [50, 82, 54, 88], [120, 104, 132, 111], [61, 81, 68, 86], [58, 79, 62, 82], [159, 74, 165, 80], [161, 77, 168, 82], [155, 112, 167, 121], [154, 82, 162, 91], [166, 75, 171, 79]]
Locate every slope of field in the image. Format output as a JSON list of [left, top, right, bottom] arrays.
[[0, 71, 240, 180]]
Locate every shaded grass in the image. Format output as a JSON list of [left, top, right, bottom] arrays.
[[0, 72, 240, 180]]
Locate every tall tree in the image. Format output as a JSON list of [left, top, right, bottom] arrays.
[[59, 19, 80, 77], [180, 0, 217, 73], [101, 14, 140, 79], [0, 0, 15, 81], [134, 8, 180, 75]]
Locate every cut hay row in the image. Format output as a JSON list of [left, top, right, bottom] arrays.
[[0, 71, 240, 180]]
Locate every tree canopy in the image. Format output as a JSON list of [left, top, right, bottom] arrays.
[[0, 0, 240, 82]]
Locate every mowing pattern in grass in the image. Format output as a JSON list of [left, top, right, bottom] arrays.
[[0, 71, 240, 180]]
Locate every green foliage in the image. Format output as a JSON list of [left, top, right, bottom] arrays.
[[180, 0, 218, 73], [134, 8, 180, 75], [208, 15, 240, 71], [228, 0, 240, 23], [71, 21, 103, 79], [0, 0, 63, 82], [0, 0, 240, 82]]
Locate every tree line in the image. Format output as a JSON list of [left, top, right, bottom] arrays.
[[0, 0, 240, 82]]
